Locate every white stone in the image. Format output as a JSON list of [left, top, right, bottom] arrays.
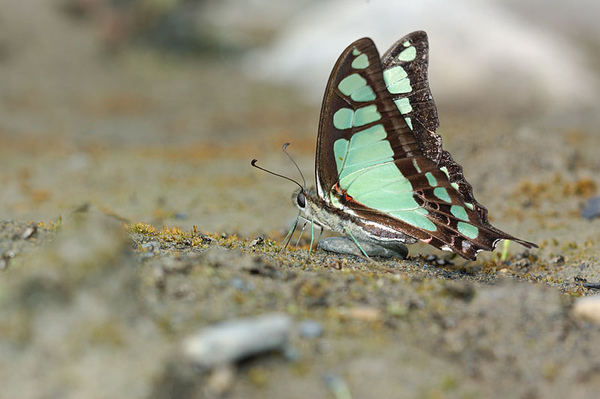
[[182, 313, 292, 368], [572, 296, 600, 324]]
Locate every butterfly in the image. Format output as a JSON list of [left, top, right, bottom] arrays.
[[256, 31, 537, 260]]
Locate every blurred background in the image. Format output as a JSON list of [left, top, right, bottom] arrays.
[[1, 0, 599, 239]]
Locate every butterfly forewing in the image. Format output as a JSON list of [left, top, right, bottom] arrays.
[[316, 38, 422, 200]]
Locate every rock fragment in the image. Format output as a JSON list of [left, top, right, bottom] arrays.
[[572, 295, 600, 324], [182, 313, 292, 369]]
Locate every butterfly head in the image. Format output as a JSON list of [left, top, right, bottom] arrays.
[[292, 187, 315, 222], [292, 187, 306, 210], [291, 186, 332, 229]]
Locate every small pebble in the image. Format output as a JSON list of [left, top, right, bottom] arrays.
[[182, 313, 292, 369], [572, 295, 600, 324], [249, 236, 264, 247], [582, 196, 600, 219], [551, 255, 565, 265], [21, 225, 37, 239], [340, 306, 381, 322], [299, 320, 324, 339], [141, 241, 161, 252]]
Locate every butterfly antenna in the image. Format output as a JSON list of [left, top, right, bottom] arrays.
[[251, 159, 304, 191], [282, 143, 306, 188]]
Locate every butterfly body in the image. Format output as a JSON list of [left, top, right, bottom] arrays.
[[289, 31, 536, 260], [293, 186, 417, 242]]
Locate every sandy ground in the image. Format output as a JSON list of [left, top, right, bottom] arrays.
[[2, 1, 600, 398]]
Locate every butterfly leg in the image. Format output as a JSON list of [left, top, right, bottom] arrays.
[[282, 212, 301, 249], [308, 217, 315, 254], [319, 236, 408, 259], [343, 226, 370, 258], [294, 220, 308, 249], [317, 226, 324, 247]]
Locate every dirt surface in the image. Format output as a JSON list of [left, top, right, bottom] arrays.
[[2, 2, 600, 398]]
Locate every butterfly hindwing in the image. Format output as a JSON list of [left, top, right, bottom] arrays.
[[383, 32, 505, 235], [381, 30, 441, 157]]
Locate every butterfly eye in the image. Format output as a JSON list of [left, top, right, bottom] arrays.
[[297, 191, 306, 208]]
